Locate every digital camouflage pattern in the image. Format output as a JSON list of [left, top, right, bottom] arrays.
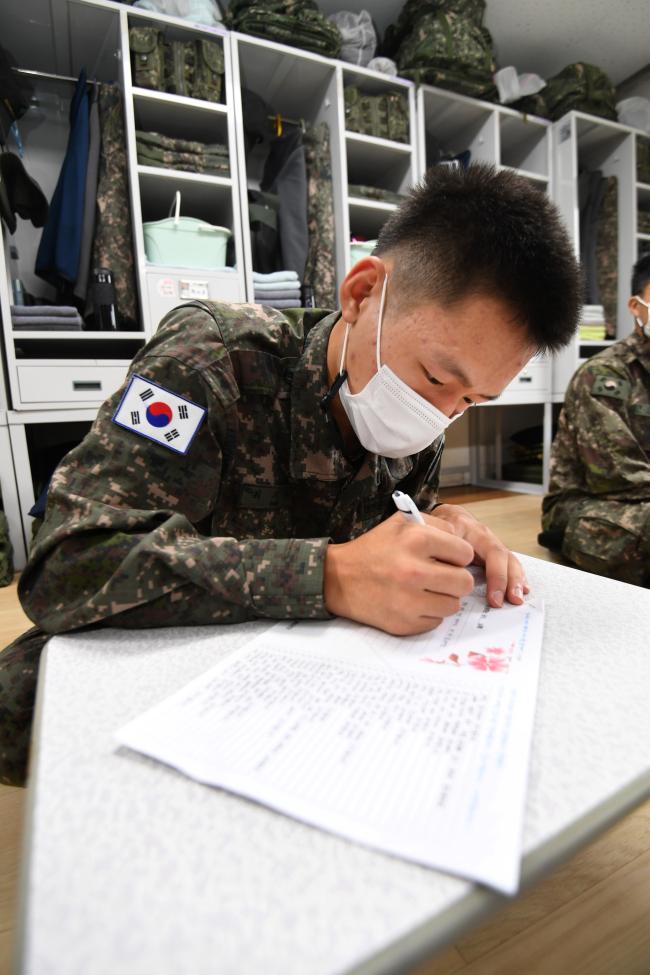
[[396, 11, 497, 102], [0, 628, 48, 786], [225, 0, 341, 59], [91, 84, 138, 329], [344, 87, 410, 144], [0, 511, 13, 587], [638, 138, 650, 184], [129, 28, 224, 103], [542, 330, 650, 586], [347, 184, 407, 206], [543, 62, 617, 122], [192, 38, 225, 104], [135, 130, 229, 175], [595, 176, 618, 338], [2, 301, 444, 784], [129, 27, 165, 91], [304, 123, 337, 309]]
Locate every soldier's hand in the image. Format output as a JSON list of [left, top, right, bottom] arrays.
[[323, 512, 475, 636], [431, 504, 530, 608]]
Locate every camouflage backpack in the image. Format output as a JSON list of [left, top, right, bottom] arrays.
[[225, 0, 341, 59], [396, 10, 497, 101], [544, 63, 617, 122], [0, 510, 14, 587], [344, 86, 409, 143], [129, 27, 224, 103], [129, 26, 165, 91], [381, 0, 485, 58]]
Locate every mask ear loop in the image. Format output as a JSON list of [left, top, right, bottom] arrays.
[[338, 321, 351, 376], [376, 273, 389, 371], [634, 296, 650, 338], [320, 319, 351, 414]]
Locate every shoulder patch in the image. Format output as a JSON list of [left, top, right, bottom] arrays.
[[112, 374, 206, 454], [590, 375, 631, 401]]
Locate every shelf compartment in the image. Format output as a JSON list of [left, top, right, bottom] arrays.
[[138, 168, 235, 229], [133, 89, 229, 144], [348, 198, 397, 240], [345, 133, 412, 192], [499, 113, 549, 176], [235, 37, 334, 123], [420, 88, 497, 166]]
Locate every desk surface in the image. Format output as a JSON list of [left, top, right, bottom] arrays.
[[17, 556, 650, 975]]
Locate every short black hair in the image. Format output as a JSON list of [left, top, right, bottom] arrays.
[[631, 252, 650, 296], [374, 163, 581, 354]]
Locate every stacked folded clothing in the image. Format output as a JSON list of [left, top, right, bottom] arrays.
[[253, 270, 301, 309], [11, 305, 83, 330], [136, 130, 230, 177]]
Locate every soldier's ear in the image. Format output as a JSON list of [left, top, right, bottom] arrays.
[[339, 256, 387, 323]]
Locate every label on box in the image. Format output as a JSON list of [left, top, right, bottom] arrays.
[[179, 279, 210, 300]]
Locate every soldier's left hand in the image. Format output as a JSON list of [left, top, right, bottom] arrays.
[[427, 504, 530, 608]]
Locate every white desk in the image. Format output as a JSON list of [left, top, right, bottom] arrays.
[[16, 557, 650, 975]]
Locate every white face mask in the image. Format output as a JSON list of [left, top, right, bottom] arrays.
[[634, 296, 650, 338], [337, 275, 458, 458]]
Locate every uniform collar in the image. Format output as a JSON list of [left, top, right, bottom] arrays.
[[289, 309, 415, 484], [289, 310, 355, 481], [622, 328, 650, 373]]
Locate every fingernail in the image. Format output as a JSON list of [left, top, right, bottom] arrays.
[[514, 585, 523, 599], [492, 590, 504, 607]]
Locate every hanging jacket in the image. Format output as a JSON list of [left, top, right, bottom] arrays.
[[35, 70, 89, 288]]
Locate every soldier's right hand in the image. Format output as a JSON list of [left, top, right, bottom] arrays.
[[323, 512, 475, 636]]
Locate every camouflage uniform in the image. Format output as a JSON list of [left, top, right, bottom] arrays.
[[1, 301, 443, 785], [541, 330, 650, 586], [304, 123, 337, 309], [90, 84, 138, 330]]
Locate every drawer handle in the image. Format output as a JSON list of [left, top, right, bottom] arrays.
[[518, 376, 532, 383], [72, 381, 103, 391]]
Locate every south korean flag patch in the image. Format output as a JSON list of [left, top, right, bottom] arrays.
[[113, 374, 206, 455]]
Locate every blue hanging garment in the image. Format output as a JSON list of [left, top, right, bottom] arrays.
[[35, 70, 89, 288]]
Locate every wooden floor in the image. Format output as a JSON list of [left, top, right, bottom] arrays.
[[1, 491, 648, 975]]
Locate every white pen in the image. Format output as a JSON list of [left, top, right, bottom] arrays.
[[392, 490, 426, 525]]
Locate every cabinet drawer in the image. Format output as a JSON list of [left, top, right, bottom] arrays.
[[504, 360, 549, 394], [17, 364, 129, 404]]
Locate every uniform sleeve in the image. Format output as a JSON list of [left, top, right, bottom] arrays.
[[567, 366, 650, 498], [19, 344, 330, 634]]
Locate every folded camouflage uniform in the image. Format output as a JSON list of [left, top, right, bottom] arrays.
[[347, 183, 407, 205], [395, 10, 498, 102], [136, 130, 230, 176], [225, 0, 341, 58], [544, 63, 617, 122]]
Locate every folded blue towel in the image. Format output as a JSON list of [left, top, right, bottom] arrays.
[[252, 270, 299, 284]]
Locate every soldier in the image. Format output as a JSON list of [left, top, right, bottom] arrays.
[[1, 163, 581, 785], [540, 252, 650, 585]]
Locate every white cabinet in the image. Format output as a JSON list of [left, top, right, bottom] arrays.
[[551, 111, 640, 398], [120, 14, 248, 332], [417, 84, 553, 492]]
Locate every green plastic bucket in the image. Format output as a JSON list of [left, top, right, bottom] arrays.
[[143, 192, 232, 269]]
